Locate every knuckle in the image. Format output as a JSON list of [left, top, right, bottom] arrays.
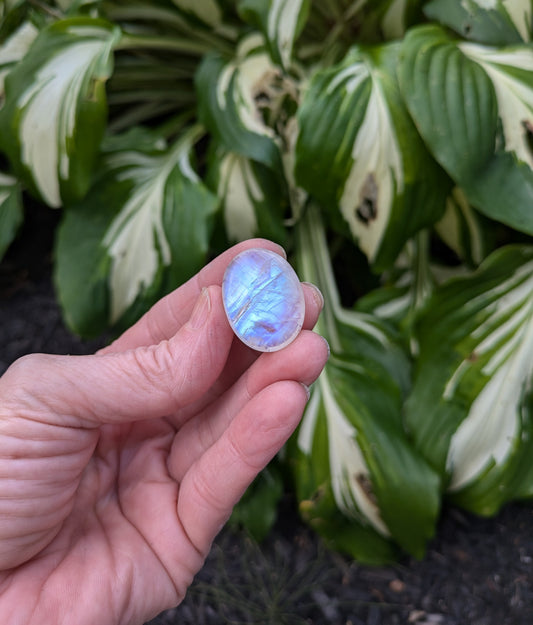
[[128, 342, 181, 408]]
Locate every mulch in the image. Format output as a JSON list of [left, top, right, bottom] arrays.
[[1, 205, 532, 625]]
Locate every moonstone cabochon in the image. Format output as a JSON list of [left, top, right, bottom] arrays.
[[222, 248, 306, 352]]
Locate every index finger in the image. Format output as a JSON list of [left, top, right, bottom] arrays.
[[100, 239, 286, 354]]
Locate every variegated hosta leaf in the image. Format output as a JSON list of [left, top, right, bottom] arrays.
[[213, 148, 287, 244], [55, 126, 218, 336], [355, 0, 426, 41], [297, 204, 412, 390], [459, 41, 533, 168], [380, 0, 426, 39], [400, 24, 533, 235], [354, 240, 431, 329], [295, 43, 449, 271], [0, 172, 23, 260], [293, 205, 440, 561], [425, 0, 532, 44], [405, 245, 533, 515], [238, 0, 310, 69], [195, 34, 286, 172], [0, 17, 120, 208], [435, 187, 488, 266], [295, 354, 440, 561], [333, 0, 424, 43], [0, 21, 38, 103]]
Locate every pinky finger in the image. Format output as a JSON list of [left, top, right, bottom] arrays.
[[176, 380, 309, 555]]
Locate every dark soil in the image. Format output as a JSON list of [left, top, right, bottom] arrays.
[[1, 206, 532, 625]]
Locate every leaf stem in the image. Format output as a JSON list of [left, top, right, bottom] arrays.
[[107, 101, 181, 133], [107, 89, 196, 105], [412, 230, 434, 311], [27, 0, 63, 19], [104, 4, 236, 55], [296, 204, 343, 351], [155, 109, 197, 141], [116, 33, 211, 56], [321, 0, 366, 60]]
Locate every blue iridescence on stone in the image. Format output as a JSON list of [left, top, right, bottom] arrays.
[[222, 248, 305, 352]]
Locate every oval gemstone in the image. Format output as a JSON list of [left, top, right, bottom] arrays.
[[222, 248, 305, 352]]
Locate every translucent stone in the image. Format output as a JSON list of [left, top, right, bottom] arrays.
[[222, 248, 306, 352]]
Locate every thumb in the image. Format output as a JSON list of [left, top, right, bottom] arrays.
[[0, 286, 234, 428]]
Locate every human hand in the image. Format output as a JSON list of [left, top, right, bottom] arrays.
[[0, 240, 328, 625]]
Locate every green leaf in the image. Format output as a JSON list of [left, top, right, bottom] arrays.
[[0, 21, 38, 104], [354, 0, 426, 41], [295, 43, 449, 271], [405, 245, 533, 515], [425, 0, 532, 45], [210, 146, 287, 245], [379, 0, 426, 39], [0, 172, 23, 260], [170, 0, 223, 26], [355, 232, 436, 333], [229, 465, 284, 542], [292, 370, 400, 565], [0, 0, 41, 44], [195, 35, 284, 172], [435, 187, 490, 266], [400, 25, 497, 182], [293, 206, 441, 561], [238, 0, 311, 69], [295, 354, 440, 561], [400, 25, 533, 235], [0, 17, 120, 207], [55, 126, 219, 336]]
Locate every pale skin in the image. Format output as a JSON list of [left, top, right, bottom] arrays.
[[0, 239, 328, 625]]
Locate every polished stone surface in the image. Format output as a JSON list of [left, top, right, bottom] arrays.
[[222, 248, 305, 352]]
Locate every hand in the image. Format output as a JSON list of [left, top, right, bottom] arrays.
[[0, 240, 328, 625]]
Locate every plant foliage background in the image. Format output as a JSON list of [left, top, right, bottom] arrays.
[[1, 0, 533, 564]]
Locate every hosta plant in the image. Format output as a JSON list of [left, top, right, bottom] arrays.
[[1, 0, 533, 563]]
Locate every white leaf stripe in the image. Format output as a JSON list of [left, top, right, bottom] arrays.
[[446, 317, 533, 491], [298, 370, 390, 536], [442, 256, 533, 491], [0, 22, 39, 97], [382, 0, 409, 39], [216, 40, 277, 139], [338, 70, 404, 262], [16, 26, 116, 207], [0, 174, 18, 211], [460, 43, 533, 168], [464, 0, 532, 41], [498, 0, 532, 41], [443, 259, 533, 398], [267, 0, 306, 68], [103, 132, 200, 322], [219, 153, 260, 241], [0, 172, 17, 187]]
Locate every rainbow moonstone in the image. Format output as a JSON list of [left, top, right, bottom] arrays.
[[222, 248, 306, 352]]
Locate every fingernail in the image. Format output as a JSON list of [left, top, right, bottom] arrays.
[[303, 282, 324, 310], [189, 288, 211, 329], [273, 243, 287, 259]]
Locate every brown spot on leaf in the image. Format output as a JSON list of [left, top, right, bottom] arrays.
[[354, 472, 377, 504], [356, 173, 378, 225]]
